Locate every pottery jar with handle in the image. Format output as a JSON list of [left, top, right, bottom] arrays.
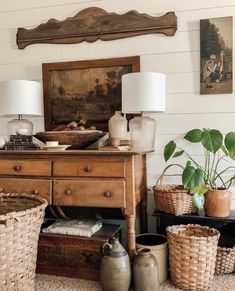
[[100, 237, 131, 291]]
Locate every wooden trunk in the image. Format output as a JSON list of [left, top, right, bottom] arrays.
[[36, 221, 121, 281]]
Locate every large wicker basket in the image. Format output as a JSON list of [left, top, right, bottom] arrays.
[[167, 224, 220, 290], [153, 164, 197, 216], [0, 193, 47, 290]]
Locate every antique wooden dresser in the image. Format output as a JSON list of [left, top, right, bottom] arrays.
[[0, 149, 149, 259]]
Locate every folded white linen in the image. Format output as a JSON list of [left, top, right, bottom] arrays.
[[42, 219, 102, 237]]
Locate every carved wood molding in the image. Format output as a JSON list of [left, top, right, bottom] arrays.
[[16, 7, 177, 49]]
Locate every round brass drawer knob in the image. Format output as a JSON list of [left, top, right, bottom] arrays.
[[65, 189, 72, 196], [84, 166, 92, 173], [103, 191, 112, 198], [13, 165, 21, 172]]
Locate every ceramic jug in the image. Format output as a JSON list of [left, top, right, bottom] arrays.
[[133, 248, 160, 291], [100, 237, 131, 291], [108, 111, 127, 140]]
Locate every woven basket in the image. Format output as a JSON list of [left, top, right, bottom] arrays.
[[167, 224, 220, 290], [153, 164, 197, 216], [215, 235, 235, 274], [0, 193, 47, 290], [216, 246, 235, 274]]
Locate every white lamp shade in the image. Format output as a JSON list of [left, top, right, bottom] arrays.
[[122, 72, 166, 113], [0, 80, 43, 116]]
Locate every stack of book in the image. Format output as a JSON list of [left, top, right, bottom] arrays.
[[5, 135, 39, 150]]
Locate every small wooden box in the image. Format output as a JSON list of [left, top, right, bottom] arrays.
[[36, 221, 121, 281]]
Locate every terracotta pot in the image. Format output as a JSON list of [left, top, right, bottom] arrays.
[[204, 189, 232, 217]]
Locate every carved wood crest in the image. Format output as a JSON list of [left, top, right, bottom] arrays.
[[17, 7, 177, 49]]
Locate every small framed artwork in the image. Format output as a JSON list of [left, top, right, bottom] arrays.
[[200, 16, 233, 94], [42, 56, 140, 131]]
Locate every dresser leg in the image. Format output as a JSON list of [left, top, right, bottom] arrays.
[[126, 214, 136, 258], [140, 192, 148, 233]]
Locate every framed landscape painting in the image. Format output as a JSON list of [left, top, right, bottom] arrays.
[[42, 56, 140, 131], [200, 16, 233, 94]]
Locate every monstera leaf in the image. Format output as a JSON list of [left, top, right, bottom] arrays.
[[201, 129, 223, 153], [184, 129, 203, 143], [172, 150, 184, 158], [190, 184, 208, 195], [193, 193, 205, 209], [164, 141, 176, 162], [182, 166, 204, 190], [225, 132, 235, 160]]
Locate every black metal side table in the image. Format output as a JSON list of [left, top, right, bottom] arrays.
[[153, 210, 235, 236]]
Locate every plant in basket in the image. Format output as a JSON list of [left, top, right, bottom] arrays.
[[164, 128, 235, 217]]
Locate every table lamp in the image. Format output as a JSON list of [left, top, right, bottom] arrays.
[[0, 80, 43, 136], [122, 72, 166, 150]]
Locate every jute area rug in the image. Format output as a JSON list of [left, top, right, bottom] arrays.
[[35, 274, 235, 291]]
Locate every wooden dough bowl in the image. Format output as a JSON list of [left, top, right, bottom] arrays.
[[34, 130, 105, 149]]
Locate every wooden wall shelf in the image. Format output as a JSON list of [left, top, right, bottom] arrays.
[[17, 7, 177, 49]]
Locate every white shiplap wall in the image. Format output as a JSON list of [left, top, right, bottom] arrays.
[[0, 0, 235, 232]]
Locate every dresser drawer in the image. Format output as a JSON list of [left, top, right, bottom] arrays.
[[0, 178, 52, 203], [53, 159, 125, 178], [53, 179, 126, 208], [0, 160, 51, 176]]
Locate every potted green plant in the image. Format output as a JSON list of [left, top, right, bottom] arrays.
[[164, 128, 235, 217]]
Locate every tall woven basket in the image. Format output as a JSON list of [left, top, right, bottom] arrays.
[[167, 224, 220, 290], [153, 164, 197, 216], [0, 193, 47, 291]]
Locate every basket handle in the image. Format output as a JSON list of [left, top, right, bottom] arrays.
[[156, 163, 184, 186]]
